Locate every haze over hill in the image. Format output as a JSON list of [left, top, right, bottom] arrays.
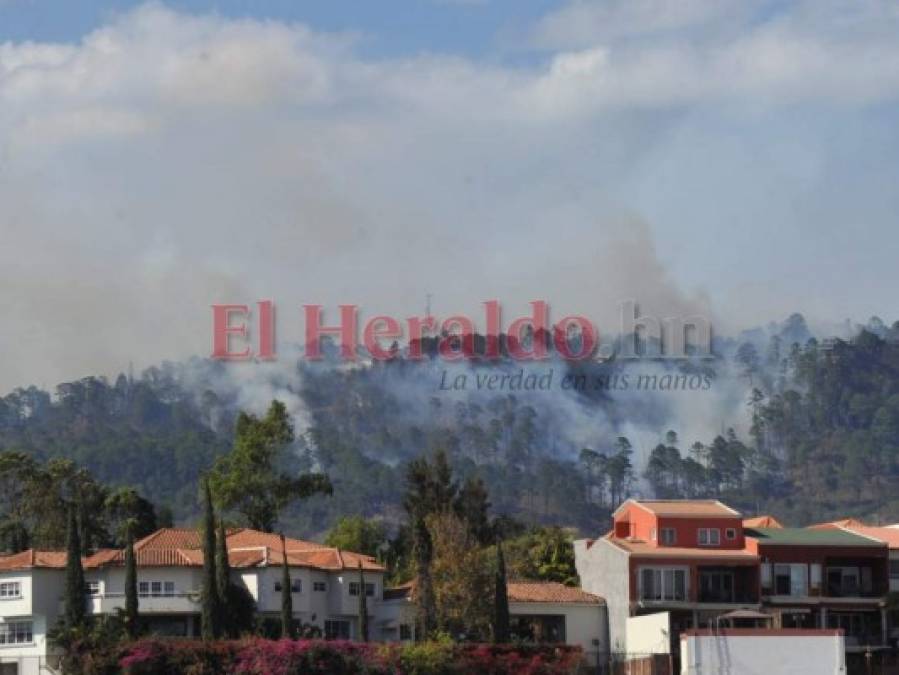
[[2, 312, 897, 538]]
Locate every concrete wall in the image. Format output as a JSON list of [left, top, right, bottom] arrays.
[[576, 537, 630, 652], [626, 612, 671, 657], [679, 630, 846, 675]]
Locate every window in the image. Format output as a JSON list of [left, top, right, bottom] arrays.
[[313, 581, 327, 592], [399, 623, 412, 641], [325, 619, 351, 640], [773, 564, 808, 597], [826, 567, 867, 596], [0, 620, 33, 645], [698, 528, 720, 546], [725, 528, 737, 540], [639, 567, 687, 601], [138, 581, 175, 597], [699, 571, 735, 603], [349, 582, 375, 597], [86, 581, 102, 596], [660, 528, 677, 545], [0, 581, 22, 599], [890, 560, 899, 580], [275, 580, 302, 593]]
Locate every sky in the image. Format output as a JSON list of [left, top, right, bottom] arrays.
[[1, 0, 899, 391]]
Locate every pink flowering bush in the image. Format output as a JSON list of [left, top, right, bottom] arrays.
[[118, 638, 583, 675]]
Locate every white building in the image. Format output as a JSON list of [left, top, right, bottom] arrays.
[[0, 528, 386, 675], [377, 579, 607, 666], [0, 528, 608, 675]]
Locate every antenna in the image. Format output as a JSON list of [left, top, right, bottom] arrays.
[[425, 293, 433, 321]]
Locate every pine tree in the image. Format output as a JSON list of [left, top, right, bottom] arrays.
[[358, 561, 369, 642], [200, 478, 221, 640], [280, 533, 294, 639], [124, 524, 139, 638], [216, 518, 232, 636], [63, 507, 86, 628], [493, 542, 510, 643]]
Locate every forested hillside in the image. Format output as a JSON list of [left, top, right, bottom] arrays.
[[1, 314, 898, 538]]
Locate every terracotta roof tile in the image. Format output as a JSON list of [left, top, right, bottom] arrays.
[[622, 499, 741, 518], [743, 515, 783, 528], [0, 528, 385, 573], [507, 582, 603, 605], [604, 535, 759, 561]]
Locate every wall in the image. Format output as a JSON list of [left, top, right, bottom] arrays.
[[679, 630, 846, 675], [576, 538, 630, 652], [509, 601, 606, 665], [626, 612, 671, 657]]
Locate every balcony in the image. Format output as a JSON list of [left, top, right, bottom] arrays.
[[697, 567, 758, 604]]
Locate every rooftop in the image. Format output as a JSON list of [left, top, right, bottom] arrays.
[[0, 527, 385, 573], [603, 535, 759, 561], [743, 515, 783, 529], [745, 527, 886, 548], [507, 581, 603, 605], [618, 499, 742, 518], [383, 579, 603, 605]]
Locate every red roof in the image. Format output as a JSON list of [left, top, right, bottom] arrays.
[[603, 534, 759, 561], [743, 515, 783, 529], [617, 499, 741, 518], [507, 582, 603, 605], [0, 528, 384, 573], [386, 579, 604, 605]]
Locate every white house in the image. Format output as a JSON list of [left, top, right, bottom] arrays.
[[0, 527, 386, 675], [377, 579, 607, 666]]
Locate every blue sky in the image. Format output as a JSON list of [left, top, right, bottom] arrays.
[[1, 0, 899, 389], [0, 0, 560, 57]]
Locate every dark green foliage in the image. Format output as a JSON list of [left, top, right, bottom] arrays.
[[279, 533, 295, 639], [358, 561, 369, 642], [124, 526, 139, 639], [211, 400, 332, 532], [324, 515, 388, 558], [64, 507, 86, 628], [200, 478, 221, 640], [493, 543, 510, 643], [503, 526, 579, 586]]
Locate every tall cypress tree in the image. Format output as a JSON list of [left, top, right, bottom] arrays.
[[358, 561, 369, 642], [280, 533, 294, 639], [493, 542, 510, 643], [216, 518, 231, 637], [124, 524, 139, 638], [63, 506, 86, 629], [200, 478, 221, 640]]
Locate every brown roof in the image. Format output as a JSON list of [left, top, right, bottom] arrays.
[[619, 499, 741, 518], [0, 550, 63, 571], [743, 515, 783, 529], [0, 528, 385, 573], [507, 582, 603, 605], [604, 535, 759, 561], [385, 579, 603, 605]]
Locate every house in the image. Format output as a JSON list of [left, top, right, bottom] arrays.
[[743, 526, 890, 650], [0, 528, 386, 675], [378, 579, 607, 666], [574, 499, 761, 656], [809, 520, 899, 593]]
